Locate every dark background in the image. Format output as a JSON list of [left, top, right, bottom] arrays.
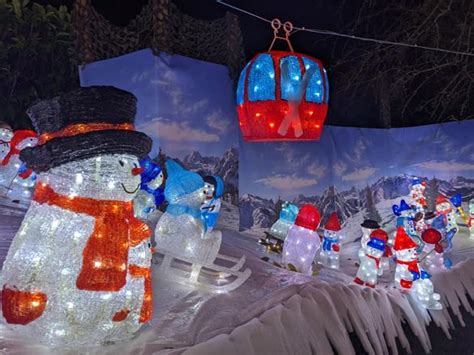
[[13, 0, 474, 129]]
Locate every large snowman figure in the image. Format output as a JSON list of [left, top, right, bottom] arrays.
[[1, 86, 153, 346], [353, 229, 388, 288]]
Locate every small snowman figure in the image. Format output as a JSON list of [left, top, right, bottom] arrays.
[[393, 227, 422, 289], [1, 86, 154, 346], [319, 212, 343, 269], [421, 228, 445, 273], [393, 227, 442, 309], [469, 199, 474, 238], [269, 201, 299, 240], [354, 229, 388, 288], [409, 177, 427, 213], [436, 194, 458, 233], [201, 175, 224, 234], [0, 122, 13, 163], [359, 219, 380, 260], [282, 204, 321, 274], [155, 160, 222, 276], [392, 199, 423, 251], [0, 129, 38, 201], [133, 157, 164, 220]]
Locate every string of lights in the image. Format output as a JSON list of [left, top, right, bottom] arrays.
[[217, 0, 474, 58]]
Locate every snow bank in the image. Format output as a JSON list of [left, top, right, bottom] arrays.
[[181, 258, 474, 355]]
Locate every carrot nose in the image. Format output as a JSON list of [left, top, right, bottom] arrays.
[[132, 167, 143, 176]]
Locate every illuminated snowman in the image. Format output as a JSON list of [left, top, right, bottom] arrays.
[[319, 212, 342, 269], [0, 129, 38, 201], [1, 86, 154, 346], [409, 177, 427, 213], [133, 157, 164, 220], [359, 219, 380, 260], [393, 227, 441, 309], [282, 204, 321, 274], [421, 228, 445, 273], [353, 229, 387, 288], [435, 194, 457, 233]]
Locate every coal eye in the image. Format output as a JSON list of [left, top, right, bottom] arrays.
[[119, 160, 125, 167], [133, 162, 138, 168]]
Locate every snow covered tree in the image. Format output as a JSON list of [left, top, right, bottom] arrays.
[[364, 186, 382, 223], [426, 177, 440, 212]]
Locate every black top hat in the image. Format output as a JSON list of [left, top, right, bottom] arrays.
[[424, 211, 436, 220], [360, 219, 380, 229], [20, 86, 152, 172]]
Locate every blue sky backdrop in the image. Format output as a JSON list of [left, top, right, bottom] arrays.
[[80, 49, 238, 159], [240, 121, 474, 200]]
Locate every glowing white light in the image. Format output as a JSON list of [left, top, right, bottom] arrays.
[[75, 173, 83, 184], [94, 261, 102, 268]]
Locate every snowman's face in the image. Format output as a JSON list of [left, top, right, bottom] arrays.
[[324, 230, 337, 240], [0, 128, 13, 161], [436, 202, 450, 213], [147, 171, 164, 190], [396, 247, 418, 261], [366, 246, 383, 258], [41, 154, 142, 201], [203, 182, 215, 200]]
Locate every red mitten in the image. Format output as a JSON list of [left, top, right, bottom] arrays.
[[332, 244, 340, 252], [434, 243, 444, 253]]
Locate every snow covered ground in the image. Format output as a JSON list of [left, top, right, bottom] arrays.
[[0, 210, 473, 354]]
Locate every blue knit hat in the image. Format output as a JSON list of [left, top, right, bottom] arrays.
[[164, 160, 204, 203], [392, 199, 411, 216]]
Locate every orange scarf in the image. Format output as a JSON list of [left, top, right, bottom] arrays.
[[33, 183, 153, 322]]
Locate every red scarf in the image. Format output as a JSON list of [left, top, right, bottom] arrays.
[[366, 254, 381, 268], [34, 183, 153, 322], [395, 258, 420, 274]]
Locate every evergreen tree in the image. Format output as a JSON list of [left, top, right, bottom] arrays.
[[364, 186, 382, 223], [273, 196, 283, 223], [426, 177, 439, 212]]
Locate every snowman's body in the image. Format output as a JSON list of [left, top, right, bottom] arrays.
[[358, 227, 374, 261], [394, 247, 420, 289], [409, 184, 426, 213], [282, 225, 320, 274], [155, 186, 222, 268], [134, 172, 164, 220], [421, 243, 445, 273], [354, 246, 383, 287], [436, 202, 458, 232], [319, 230, 341, 269], [1, 154, 152, 346]]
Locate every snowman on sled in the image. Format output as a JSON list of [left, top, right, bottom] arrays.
[[154, 160, 250, 292]]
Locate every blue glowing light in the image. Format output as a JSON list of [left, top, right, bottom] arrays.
[[248, 54, 276, 102], [236, 62, 249, 105], [302, 57, 324, 103], [280, 56, 302, 100]]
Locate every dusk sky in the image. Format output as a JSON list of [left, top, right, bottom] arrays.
[[80, 49, 238, 159], [240, 121, 474, 200]]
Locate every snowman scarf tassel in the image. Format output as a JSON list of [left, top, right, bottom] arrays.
[[33, 183, 153, 322]]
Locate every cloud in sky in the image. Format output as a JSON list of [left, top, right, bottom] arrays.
[[414, 160, 474, 172], [342, 167, 378, 181], [256, 174, 317, 190], [207, 110, 228, 133], [138, 118, 220, 142], [334, 161, 348, 176], [307, 162, 326, 178]]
